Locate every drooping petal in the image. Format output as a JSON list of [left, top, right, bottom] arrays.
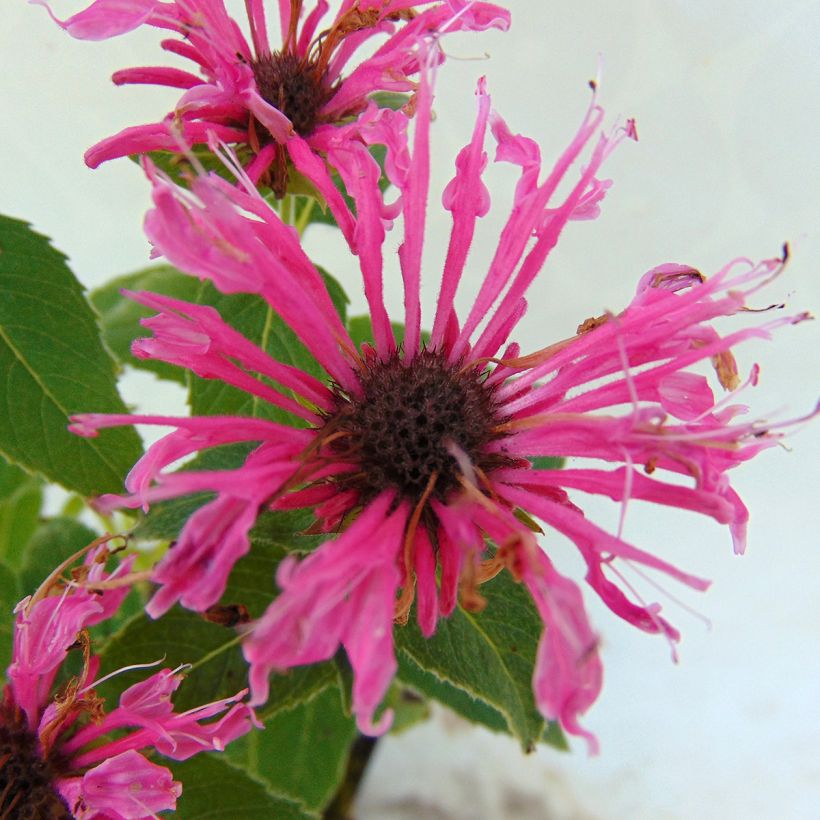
[[413, 527, 439, 637], [84, 120, 247, 168], [245, 493, 406, 734], [517, 547, 603, 754], [31, 0, 166, 40], [128, 289, 333, 420], [147, 494, 266, 618]]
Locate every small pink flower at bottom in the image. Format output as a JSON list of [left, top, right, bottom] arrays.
[[0, 536, 258, 818], [71, 72, 815, 751]]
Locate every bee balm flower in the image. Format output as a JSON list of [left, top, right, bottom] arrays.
[[34, 0, 510, 195], [70, 73, 811, 750], [1, 538, 258, 817]]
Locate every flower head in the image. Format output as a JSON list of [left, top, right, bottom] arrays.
[[34, 0, 510, 195], [1, 537, 258, 817], [71, 69, 813, 750]]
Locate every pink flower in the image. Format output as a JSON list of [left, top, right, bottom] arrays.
[[34, 0, 510, 195], [71, 69, 813, 751], [1, 538, 258, 818]]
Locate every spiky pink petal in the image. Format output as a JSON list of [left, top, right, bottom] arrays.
[[518, 548, 603, 755], [31, 0, 166, 40]]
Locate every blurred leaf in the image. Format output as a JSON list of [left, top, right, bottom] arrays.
[[0, 454, 43, 569], [0, 216, 142, 496], [171, 754, 316, 820], [18, 516, 97, 594], [89, 263, 200, 384], [228, 684, 356, 812], [60, 493, 86, 519], [395, 569, 565, 752], [370, 91, 410, 111], [347, 315, 430, 351], [385, 683, 431, 735], [542, 720, 569, 750], [0, 561, 21, 677], [137, 147, 255, 190], [530, 456, 566, 470]]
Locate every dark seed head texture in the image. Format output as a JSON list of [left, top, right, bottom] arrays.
[[0, 715, 72, 820], [252, 51, 336, 137], [325, 350, 512, 505]]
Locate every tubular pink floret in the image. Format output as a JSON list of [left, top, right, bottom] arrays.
[[5, 544, 258, 816], [58, 750, 183, 818]]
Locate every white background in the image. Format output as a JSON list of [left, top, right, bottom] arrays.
[[3, 2, 819, 818]]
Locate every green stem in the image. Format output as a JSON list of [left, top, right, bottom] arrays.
[[322, 734, 379, 820], [280, 193, 293, 225], [295, 197, 316, 236]]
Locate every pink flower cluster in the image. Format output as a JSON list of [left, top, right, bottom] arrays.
[[69, 62, 812, 752], [34, 0, 509, 193], [2, 539, 257, 817]]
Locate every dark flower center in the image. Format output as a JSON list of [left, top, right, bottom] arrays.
[[0, 714, 72, 819], [252, 51, 336, 137], [325, 350, 510, 505]]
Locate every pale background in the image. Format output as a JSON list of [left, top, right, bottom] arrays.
[[2, 1, 819, 818]]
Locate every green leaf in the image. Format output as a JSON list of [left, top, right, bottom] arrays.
[[89, 264, 201, 384], [347, 315, 430, 351], [225, 508, 325, 618], [384, 683, 431, 735], [0, 561, 21, 677], [0, 453, 43, 569], [18, 516, 97, 594], [0, 216, 142, 496], [530, 456, 566, 470], [396, 668, 508, 734], [395, 569, 565, 752], [171, 754, 316, 820], [369, 91, 410, 111], [227, 684, 356, 812]]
